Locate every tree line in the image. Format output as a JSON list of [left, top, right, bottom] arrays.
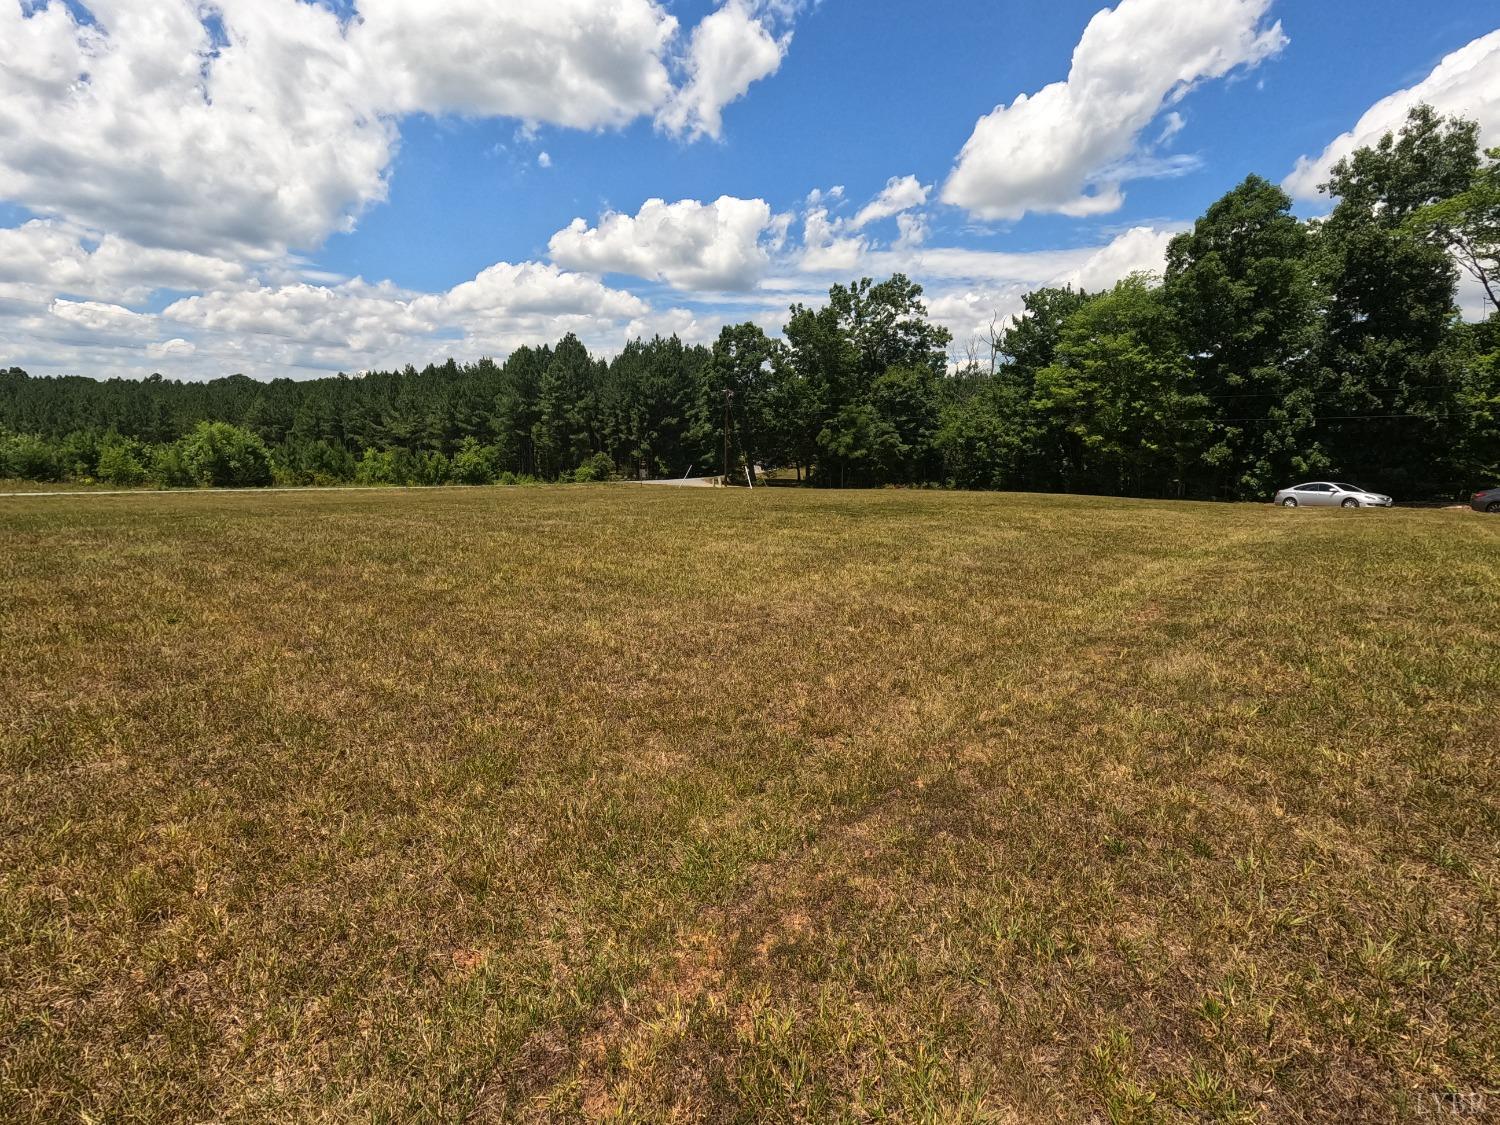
[[2, 107, 1496, 498]]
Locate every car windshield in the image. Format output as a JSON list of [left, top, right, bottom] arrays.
[[1334, 483, 1367, 493]]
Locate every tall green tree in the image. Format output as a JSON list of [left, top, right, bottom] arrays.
[[785, 274, 950, 486], [1034, 275, 1209, 497], [998, 286, 1095, 490], [1165, 175, 1326, 498], [532, 334, 597, 478], [1407, 145, 1500, 317], [704, 323, 785, 479], [933, 366, 1027, 491], [1315, 105, 1479, 493], [1455, 315, 1500, 484]]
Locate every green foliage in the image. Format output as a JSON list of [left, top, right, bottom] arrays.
[[449, 437, 499, 485], [572, 451, 616, 483], [409, 450, 450, 486], [150, 442, 197, 488], [1165, 175, 1325, 498], [934, 376, 1026, 491], [1406, 145, 1500, 317], [1034, 275, 1210, 497], [1001, 286, 1094, 381], [532, 334, 598, 479], [0, 430, 62, 481], [354, 448, 402, 486], [1455, 316, 1500, 482], [1313, 105, 1480, 495], [869, 365, 942, 484], [705, 323, 786, 478], [54, 431, 101, 480], [179, 422, 273, 488], [817, 402, 903, 487], [96, 439, 148, 486], [1321, 104, 1480, 223], [281, 440, 357, 486], [785, 273, 951, 486]]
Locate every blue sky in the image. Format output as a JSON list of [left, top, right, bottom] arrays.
[[321, 0, 1497, 289], [1, 0, 1497, 380]]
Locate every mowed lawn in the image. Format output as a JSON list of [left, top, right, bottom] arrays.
[[2, 487, 1496, 1123]]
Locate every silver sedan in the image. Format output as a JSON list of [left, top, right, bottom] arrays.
[[1273, 482, 1393, 508]]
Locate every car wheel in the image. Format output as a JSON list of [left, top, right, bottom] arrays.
[[1281, 497, 1298, 507], [1341, 498, 1359, 508], [1487, 501, 1500, 514]]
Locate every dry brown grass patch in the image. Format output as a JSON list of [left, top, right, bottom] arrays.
[[2, 488, 1496, 1121]]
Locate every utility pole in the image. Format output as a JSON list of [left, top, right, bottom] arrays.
[[722, 388, 734, 487]]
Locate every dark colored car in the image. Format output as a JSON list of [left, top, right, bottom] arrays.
[[1471, 487, 1500, 514]]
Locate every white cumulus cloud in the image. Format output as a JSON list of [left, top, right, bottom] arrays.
[[48, 299, 156, 337], [1285, 30, 1500, 200], [0, 0, 396, 260], [942, 0, 1286, 220], [0, 221, 247, 306], [430, 261, 650, 321], [164, 280, 436, 353], [118, 258, 646, 380], [657, 0, 790, 140], [147, 338, 197, 360], [795, 176, 931, 271], [548, 197, 789, 291], [625, 306, 719, 347], [0, 0, 804, 265], [850, 175, 931, 230], [352, 0, 679, 129], [799, 205, 867, 273], [1053, 226, 1177, 291]]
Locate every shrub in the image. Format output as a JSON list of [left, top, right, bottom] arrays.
[[97, 441, 148, 486], [271, 463, 303, 488], [294, 441, 357, 485], [573, 451, 616, 483], [149, 442, 198, 488], [355, 448, 401, 486], [179, 422, 273, 487], [450, 438, 498, 485], [56, 431, 101, 480], [0, 431, 62, 481], [410, 451, 450, 486]]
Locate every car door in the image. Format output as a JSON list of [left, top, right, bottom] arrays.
[[1299, 483, 1336, 506]]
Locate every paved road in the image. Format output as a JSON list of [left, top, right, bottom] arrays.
[[0, 484, 502, 500], [0, 481, 732, 499], [628, 476, 719, 488]]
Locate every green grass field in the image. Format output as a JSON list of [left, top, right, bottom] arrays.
[[2, 487, 1497, 1122]]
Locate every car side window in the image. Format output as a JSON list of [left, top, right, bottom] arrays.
[[1301, 484, 1329, 492]]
